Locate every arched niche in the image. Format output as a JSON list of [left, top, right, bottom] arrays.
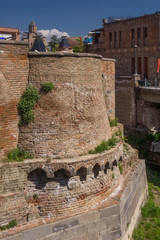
[[104, 162, 110, 174], [77, 167, 87, 181], [112, 160, 118, 170], [93, 163, 101, 178], [54, 168, 71, 187], [28, 168, 47, 189]]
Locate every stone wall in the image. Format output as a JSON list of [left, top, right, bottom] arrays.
[[115, 76, 160, 132], [0, 41, 29, 158], [137, 100, 160, 131], [18, 52, 111, 158], [0, 159, 148, 240]]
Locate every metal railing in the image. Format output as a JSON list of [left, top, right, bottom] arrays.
[[137, 78, 160, 88]]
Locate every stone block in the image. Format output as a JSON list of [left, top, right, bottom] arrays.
[[4, 234, 23, 240], [78, 210, 100, 224], [64, 224, 87, 239], [23, 224, 52, 240], [99, 204, 120, 219], [43, 231, 65, 240], [52, 217, 79, 233], [86, 218, 107, 234], [108, 214, 120, 230], [83, 231, 99, 240], [101, 230, 121, 240]]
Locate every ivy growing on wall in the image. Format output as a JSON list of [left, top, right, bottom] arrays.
[[18, 86, 40, 126], [18, 83, 54, 126]]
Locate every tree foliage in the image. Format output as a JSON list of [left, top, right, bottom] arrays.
[[48, 35, 60, 51]]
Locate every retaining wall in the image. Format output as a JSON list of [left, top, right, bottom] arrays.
[[0, 142, 124, 226], [1, 159, 147, 240]]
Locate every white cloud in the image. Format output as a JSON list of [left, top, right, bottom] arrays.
[[38, 29, 69, 42]]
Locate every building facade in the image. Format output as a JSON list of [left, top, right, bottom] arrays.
[[0, 27, 20, 40], [86, 12, 160, 80], [22, 21, 46, 49]]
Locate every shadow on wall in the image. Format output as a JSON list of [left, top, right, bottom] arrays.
[[77, 167, 87, 181], [93, 163, 101, 178], [27, 160, 119, 190], [28, 168, 47, 189], [54, 169, 71, 187]]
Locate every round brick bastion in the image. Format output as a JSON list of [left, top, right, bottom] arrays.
[[18, 52, 111, 159]]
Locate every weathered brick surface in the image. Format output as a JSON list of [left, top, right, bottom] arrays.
[[101, 58, 115, 119], [0, 41, 29, 158], [1, 160, 148, 240], [18, 53, 111, 158], [115, 77, 136, 127], [0, 142, 124, 226], [0, 46, 116, 159]]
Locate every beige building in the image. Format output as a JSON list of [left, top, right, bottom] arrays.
[[0, 27, 20, 40], [22, 21, 46, 48]]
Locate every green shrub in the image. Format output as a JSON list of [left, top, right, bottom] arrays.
[[118, 163, 123, 174], [7, 219, 17, 228], [73, 45, 85, 52], [132, 166, 160, 240], [141, 199, 160, 218], [41, 82, 54, 93], [132, 225, 145, 240], [0, 219, 17, 231], [154, 133, 160, 142], [18, 86, 40, 125], [7, 148, 33, 162], [126, 133, 160, 160], [108, 135, 119, 147], [88, 134, 119, 154], [109, 117, 118, 127], [33, 193, 38, 200]]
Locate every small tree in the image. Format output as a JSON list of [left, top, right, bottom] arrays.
[[48, 35, 59, 51]]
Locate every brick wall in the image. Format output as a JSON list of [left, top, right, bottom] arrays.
[[101, 58, 115, 120], [115, 77, 136, 127], [87, 13, 160, 80], [0, 142, 123, 225], [18, 52, 111, 158], [0, 41, 29, 158]]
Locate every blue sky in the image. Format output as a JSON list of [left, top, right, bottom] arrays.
[[0, 0, 160, 38]]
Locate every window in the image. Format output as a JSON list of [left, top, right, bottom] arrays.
[[137, 28, 141, 46], [109, 32, 112, 49], [114, 32, 117, 48], [143, 27, 147, 46], [119, 31, 122, 48], [95, 33, 100, 43], [131, 29, 135, 47]]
